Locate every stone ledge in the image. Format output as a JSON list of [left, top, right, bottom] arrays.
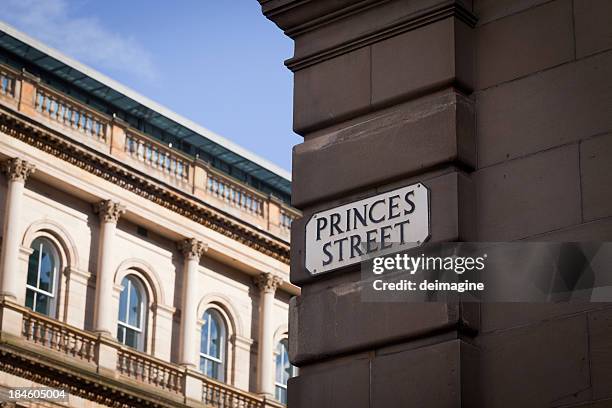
[[292, 89, 475, 207]]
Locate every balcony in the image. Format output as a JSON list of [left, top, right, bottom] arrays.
[[0, 64, 300, 243], [0, 300, 284, 408]]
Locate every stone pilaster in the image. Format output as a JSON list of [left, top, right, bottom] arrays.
[[178, 237, 208, 367], [92, 200, 125, 335], [254, 272, 283, 396], [0, 158, 35, 300]]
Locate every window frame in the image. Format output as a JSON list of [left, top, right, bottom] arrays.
[[117, 275, 147, 351], [199, 308, 227, 382], [274, 337, 296, 404], [25, 237, 61, 317]]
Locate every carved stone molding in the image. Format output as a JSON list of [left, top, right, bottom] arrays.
[[1, 157, 35, 182], [94, 200, 126, 224], [178, 238, 208, 261], [254, 272, 283, 294], [0, 108, 289, 264]]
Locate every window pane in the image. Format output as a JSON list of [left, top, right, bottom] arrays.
[[283, 357, 291, 384], [200, 318, 209, 355], [118, 279, 128, 324], [38, 246, 55, 293], [124, 327, 139, 349], [201, 358, 220, 380], [276, 340, 291, 385], [117, 325, 125, 343], [25, 288, 35, 310], [275, 386, 287, 404], [35, 293, 49, 315], [276, 347, 283, 383], [209, 315, 219, 358], [27, 247, 40, 287], [128, 280, 141, 327]]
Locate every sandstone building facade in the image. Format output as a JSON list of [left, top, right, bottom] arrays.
[[0, 23, 299, 408]]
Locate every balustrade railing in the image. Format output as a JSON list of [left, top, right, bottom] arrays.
[[125, 132, 190, 180], [280, 210, 295, 230], [117, 347, 184, 394], [207, 174, 264, 217], [21, 309, 96, 363], [202, 376, 263, 408], [13, 306, 271, 407], [0, 64, 300, 241], [35, 86, 108, 142], [0, 69, 16, 98]]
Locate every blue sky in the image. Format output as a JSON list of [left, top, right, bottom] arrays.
[[2, 0, 299, 173]]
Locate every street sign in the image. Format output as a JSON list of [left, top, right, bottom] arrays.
[[305, 182, 430, 275]]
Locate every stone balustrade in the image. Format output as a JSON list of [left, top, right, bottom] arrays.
[[0, 64, 300, 241], [0, 68, 16, 98], [125, 131, 190, 180], [35, 85, 108, 143], [280, 209, 295, 231], [117, 346, 184, 394], [22, 308, 97, 363], [0, 301, 282, 408], [207, 172, 265, 217], [201, 373, 264, 408]]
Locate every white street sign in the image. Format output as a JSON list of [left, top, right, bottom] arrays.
[[304, 182, 430, 275]]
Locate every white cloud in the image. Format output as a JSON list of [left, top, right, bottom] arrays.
[[2, 0, 157, 80]]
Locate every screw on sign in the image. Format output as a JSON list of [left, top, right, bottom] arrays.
[[305, 182, 430, 275]]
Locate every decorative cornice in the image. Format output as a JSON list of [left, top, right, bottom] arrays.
[[254, 272, 283, 294], [178, 238, 208, 261], [1, 157, 35, 182], [64, 267, 92, 283], [152, 302, 176, 316], [284, 1, 478, 71], [94, 200, 126, 224], [0, 107, 290, 264], [0, 346, 187, 408]]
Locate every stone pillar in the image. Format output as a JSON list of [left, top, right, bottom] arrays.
[[267, 196, 281, 235], [259, 0, 612, 406], [0, 158, 35, 300], [260, 1, 479, 407], [254, 272, 282, 396], [233, 334, 254, 390], [63, 268, 92, 328], [178, 238, 208, 367], [192, 163, 208, 199], [92, 200, 125, 335], [152, 303, 176, 361], [17, 71, 39, 116], [109, 116, 128, 158]]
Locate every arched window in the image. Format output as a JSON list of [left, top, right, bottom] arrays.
[[275, 339, 296, 404], [25, 237, 60, 316], [200, 309, 226, 381], [117, 275, 147, 351]]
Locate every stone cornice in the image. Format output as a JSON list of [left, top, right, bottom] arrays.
[[279, 1, 477, 71], [0, 339, 191, 408], [0, 106, 290, 264], [152, 302, 176, 316], [64, 267, 92, 284], [260, 0, 381, 32]]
